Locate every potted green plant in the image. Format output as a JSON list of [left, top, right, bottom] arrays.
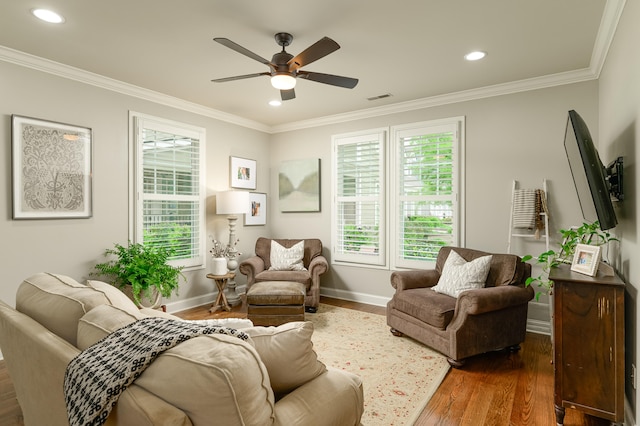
[[92, 241, 185, 307], [522, 220, 618, 300]]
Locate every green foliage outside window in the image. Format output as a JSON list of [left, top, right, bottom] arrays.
[[144, 222, 192, 260]]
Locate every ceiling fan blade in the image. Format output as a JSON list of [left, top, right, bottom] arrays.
[[298, 71, 359, 89], [214, 38, 272, 66], [211, 72, 270, 83], [281, 89, 296, 101], [288, 37, 340, 70]]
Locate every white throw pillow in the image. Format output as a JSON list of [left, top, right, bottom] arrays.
[[268, 240, 306, 271], [432, 250, 492, 298]]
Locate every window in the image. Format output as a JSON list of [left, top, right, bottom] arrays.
[[332, 117, 464, 269], [332, 129, 386, 266], [131, 113, 206, 269]]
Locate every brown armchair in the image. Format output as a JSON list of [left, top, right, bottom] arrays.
[[387, 246, 534, 367], [239, 238, 328, 312]]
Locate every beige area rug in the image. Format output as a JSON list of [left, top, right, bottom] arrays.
[[308, 304, 450, 426]]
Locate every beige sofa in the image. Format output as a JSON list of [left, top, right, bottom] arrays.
[[0, 273, 363, 426]]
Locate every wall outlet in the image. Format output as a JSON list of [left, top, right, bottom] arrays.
[[632, 364, 637, 390]]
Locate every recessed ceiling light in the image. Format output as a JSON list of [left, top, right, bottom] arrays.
[[269, 100, 282, 107], [464, 51, 486, 61], [31, 9, 65, 24]]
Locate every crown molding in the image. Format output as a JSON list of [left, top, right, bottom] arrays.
[[0, 0, 624, 135], [0, 46, 271, 133], [270, 67, 598, 133]]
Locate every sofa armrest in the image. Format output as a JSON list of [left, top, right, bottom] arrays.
[[239, 255, 266, 285], [454, 285, 534, 316], [390, 270, 440, 292], [308, 255, 328, 281], [274, 368, 363, 426]]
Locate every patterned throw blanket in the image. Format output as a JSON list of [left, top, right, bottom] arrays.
[[64, 317, 249, 426]]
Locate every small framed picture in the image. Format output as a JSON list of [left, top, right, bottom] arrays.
[[230, 156, 256, 190], [245, 192, 266, 226], [571, 244, 601, 276], [12, 115, 92, 219]]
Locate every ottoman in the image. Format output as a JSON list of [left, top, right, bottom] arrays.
[[246, 281, 305, 326]]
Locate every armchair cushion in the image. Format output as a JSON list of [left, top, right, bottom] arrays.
[[432, 250, 492, 297], [392, 288, 456, 330], [269, 240, 306, 271]]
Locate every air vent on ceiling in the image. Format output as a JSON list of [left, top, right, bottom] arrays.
[[367, 93, 393, 101]]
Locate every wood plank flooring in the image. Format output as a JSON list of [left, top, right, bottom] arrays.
[[0, 296, 611, 425]]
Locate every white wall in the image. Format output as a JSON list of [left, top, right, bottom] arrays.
[[268, 82, 598, 310], [598, 1, 639, 422], [0, 60, 271, 308]]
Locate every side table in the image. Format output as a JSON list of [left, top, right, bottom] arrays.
[[206, 272, 235, 313]]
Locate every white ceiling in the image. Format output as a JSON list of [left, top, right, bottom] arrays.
[[0, 1, 621, 131]]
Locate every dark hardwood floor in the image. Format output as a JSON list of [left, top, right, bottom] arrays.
[[0, 296, 611, 425]]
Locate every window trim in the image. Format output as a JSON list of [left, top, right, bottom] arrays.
[[128, 111, 207, 270]]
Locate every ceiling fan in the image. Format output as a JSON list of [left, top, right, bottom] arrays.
[[211, 32, 359, 101]]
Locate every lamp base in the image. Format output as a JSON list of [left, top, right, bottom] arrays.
[[225, 255, 242, 307]]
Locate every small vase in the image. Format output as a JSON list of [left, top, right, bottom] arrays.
[[211, 257, 228, 276]]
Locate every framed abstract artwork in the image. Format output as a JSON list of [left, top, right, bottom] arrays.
[[245, 192, 267, 226], [230, 156, 257, 190], [11, 115, 92, 219], [279, 158, 320, 212]]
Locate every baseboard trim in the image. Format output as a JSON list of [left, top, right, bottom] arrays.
[[526, 319, 551, 336], [319, 288, 390, 307]]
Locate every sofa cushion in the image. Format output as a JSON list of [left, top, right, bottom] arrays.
[[255, 270, 311, 286], [135, 334, 275, 426], [269, 240, 306, 271], [86, 279, 141, 312], [245, 321, 326, 396], [393, 288, 456, 330], [77, 304, 145, 350], [432, 250, 492, 297], [77, 304, 275, 425], [15, 273, 119, 346]]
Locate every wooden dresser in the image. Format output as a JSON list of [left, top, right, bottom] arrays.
[[550, 264, 625, 425]]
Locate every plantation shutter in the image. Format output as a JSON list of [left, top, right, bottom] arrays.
[[392, 122, 459, 268], [332, 130, 386, 266], [134, 115, 206, 269]]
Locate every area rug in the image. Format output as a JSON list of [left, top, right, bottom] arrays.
[[308, 304, 450, 426]]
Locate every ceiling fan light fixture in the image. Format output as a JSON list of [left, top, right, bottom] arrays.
[[271, 73, 296, 90]]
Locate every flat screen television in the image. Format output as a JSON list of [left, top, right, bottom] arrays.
[[564, 109, 623, 231]]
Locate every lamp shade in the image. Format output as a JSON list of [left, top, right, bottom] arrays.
[[216, 190, 250, 215]]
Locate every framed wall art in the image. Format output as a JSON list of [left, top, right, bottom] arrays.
[[12, 115, 92, 219], [245, 192, 267, 226], [230, 156, 257, 190], [279, 158, 320, 212], [570, 243, 601, 277]]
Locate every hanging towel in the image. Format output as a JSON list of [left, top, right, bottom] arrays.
[[534, 189, 550, 239], [513, 189, 537, 229]]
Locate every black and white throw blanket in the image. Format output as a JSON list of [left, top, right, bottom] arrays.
[[64, 317, 249, 426]]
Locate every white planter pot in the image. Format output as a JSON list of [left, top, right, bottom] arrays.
[[211, 257, 228, 276]]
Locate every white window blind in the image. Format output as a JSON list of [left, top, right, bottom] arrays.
[[132, 114, 206, 269], [392, 121, 461, 268], [332, 130, 386, 266]]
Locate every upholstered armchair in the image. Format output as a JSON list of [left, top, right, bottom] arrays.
[[239, 238, 328, 312], [387, 246, 534, 367]]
